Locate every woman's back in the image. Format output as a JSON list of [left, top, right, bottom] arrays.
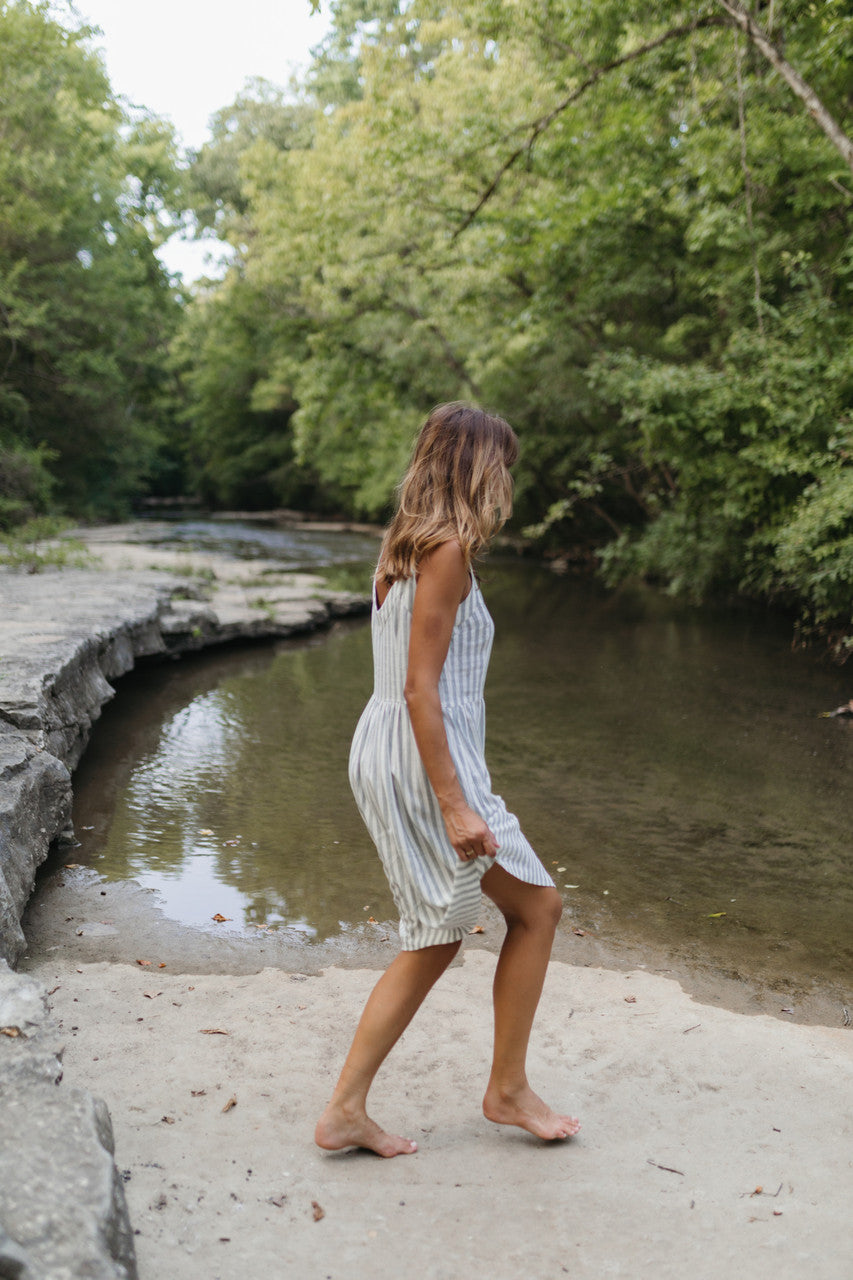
[[369, 574, 493, 709]]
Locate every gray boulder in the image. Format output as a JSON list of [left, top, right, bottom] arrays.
[[0, 963, 137, 1280]]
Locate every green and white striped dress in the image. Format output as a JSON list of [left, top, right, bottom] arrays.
[[349, 572, 555, 950]]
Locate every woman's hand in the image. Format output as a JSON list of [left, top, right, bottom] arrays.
[[442, 803, 498, 862]]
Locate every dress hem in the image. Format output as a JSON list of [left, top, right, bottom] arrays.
[[399, 923, 469, 951]]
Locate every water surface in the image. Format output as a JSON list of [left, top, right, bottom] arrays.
[[68, 554, 853, 1002]]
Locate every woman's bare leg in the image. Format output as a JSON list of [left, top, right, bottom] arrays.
[[315, 939, 461, 1157], [480, 864, 580, 1140]]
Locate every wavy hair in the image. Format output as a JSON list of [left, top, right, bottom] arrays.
[[376, 402, 519, 583]]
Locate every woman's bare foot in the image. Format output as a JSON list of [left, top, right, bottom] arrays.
[[483, 1082, 580, 1140], [314, 1104, 418, 1157]]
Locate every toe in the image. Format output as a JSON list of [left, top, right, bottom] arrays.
[[371, 1127, 418, 1157], [379, 1134, 417, 1158]]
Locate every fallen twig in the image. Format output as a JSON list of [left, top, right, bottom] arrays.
[[647, 1159, 685, 1176]]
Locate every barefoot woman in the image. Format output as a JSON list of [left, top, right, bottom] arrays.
[[315, 403, 580, 1157]]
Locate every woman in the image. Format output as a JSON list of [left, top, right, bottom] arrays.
[[315, 403, 580, 1157]]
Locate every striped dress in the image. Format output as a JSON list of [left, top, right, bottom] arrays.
[[348, 572, 555, 950]]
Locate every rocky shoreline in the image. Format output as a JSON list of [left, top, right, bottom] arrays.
[[0, 528, 370, 1279]]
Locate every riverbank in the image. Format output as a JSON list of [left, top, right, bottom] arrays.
[[0, 524, 370, 965], [2, 523, 852, 1279], [27, 948, 853, 1280], [0, 525, 370, 1278]]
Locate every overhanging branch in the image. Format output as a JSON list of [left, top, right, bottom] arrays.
[[453, 4, 853, 239], [452, 14, 727, 240]]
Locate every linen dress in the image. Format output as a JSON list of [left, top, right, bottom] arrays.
[[348, 572, 554, 950]]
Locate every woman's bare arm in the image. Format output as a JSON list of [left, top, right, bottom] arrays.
[[404, 541, 497, 861]]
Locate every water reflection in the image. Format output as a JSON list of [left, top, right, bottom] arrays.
[[73, 625, 395, 939], [483, 570, 853, 989], [71, 563, 853, 993]]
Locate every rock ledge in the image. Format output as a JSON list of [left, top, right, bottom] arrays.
[[0, 538, 369, 1279]]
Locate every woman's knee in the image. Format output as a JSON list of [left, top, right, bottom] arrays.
[[540, 886, 564, 930], [504, 886, 563, 933]]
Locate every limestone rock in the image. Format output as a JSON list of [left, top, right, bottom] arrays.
[[0, 962, 63, 1089], [0, 1085, 137, 1280], [0, 738, 71, 966], [0, 963, 137, 1279]]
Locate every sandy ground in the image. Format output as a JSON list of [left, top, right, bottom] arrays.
[[27, 947, 852, 1280]]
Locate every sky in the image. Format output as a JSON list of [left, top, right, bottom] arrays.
[[71, 0, 333, 277]]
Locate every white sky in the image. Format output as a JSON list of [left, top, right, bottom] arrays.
[[69, 0, 333, 277]]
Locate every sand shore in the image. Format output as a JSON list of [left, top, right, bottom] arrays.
[[28, 946, 852, 1280]]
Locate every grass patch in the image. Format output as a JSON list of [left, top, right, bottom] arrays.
[[0, 518, 91, 573]]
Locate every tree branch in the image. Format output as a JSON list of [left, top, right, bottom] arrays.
[[451, 14, 728, 240], [734, 30, 764, 337], [396, 302, 483, 399], [453, 3, 853, 240], [715, 0, 853, 176], [586, 498, 623, 537]]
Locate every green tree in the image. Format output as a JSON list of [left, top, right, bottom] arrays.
[[0, 0, 181, 524], [178, 0, 853, 640], [174, 84, 329, 510]]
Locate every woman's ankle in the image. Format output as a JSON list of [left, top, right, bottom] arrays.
[[484, 1073, 528, 1103]]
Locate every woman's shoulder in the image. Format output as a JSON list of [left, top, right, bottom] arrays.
[[414, 541, 472, 607], [377, 541, 470, 610], [418, 539, 465, 575]]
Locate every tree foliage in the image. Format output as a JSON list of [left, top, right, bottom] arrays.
[[4, 0, 853, 647], [174, 0, 853, 641], [0, 0, 181, 524]]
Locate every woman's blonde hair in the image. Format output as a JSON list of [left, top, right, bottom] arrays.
[[376, 402, 518, 583]]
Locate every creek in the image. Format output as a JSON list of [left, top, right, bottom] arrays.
[[67, 523, 853, 1004]]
